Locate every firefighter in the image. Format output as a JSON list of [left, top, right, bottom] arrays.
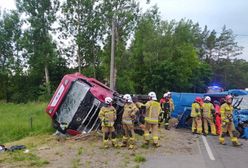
[[202, 96, 217, 136], [214, 100, 222, 135], [167, 92, 175, 113], [219, 95, 242, 146], [98, 97, 118, 148], [144, 92, 162, 147], [159, 93, 171, 129], [121, 94, 139, 149], [191, 97, 203, 134]]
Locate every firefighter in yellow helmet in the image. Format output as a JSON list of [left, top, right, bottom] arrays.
[[202, 96, 217, 136], [121, 94, 139, 149], [191, 97, 203, 134], [144, 92, 162, 147], [219, 95, 242, 146], [98, 97, 118, 148]]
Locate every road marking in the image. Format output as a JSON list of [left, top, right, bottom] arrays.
[[201, 135, 215, 161]]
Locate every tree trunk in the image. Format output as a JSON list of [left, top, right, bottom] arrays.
[[44, 63, 51, 96], [77, 46, 81, 74], [92, 42, 96, 78], [110, 19, 115, 90]]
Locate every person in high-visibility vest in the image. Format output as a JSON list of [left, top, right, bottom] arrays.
[[98, 97, 117, 148], [202, 96, 217, 136], [159, 93, 170, 129], [219, 95, 242, 146], [144, 92, 162, 147], [191, 97, 203, 134], [167, 92, 175, 113], [121, 94, 139, 149]]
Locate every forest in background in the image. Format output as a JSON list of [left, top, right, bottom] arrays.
[[1, 0, 248, 103]]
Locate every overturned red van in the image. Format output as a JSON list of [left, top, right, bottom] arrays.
[[46, 73, 115, 135]]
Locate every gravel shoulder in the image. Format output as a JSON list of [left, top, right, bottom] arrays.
[[0, 128, 199, 168]]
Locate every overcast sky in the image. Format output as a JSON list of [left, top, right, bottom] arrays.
[[0, 0, 247, 60]]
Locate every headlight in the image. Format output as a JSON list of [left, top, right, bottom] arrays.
[[48, 108, 53, 114]]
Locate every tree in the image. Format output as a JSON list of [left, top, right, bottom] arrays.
[[16, 0, 59, 96], [101, 0, 140, 89], [216, 25, 243, 60], [0, 10, 22, 101], [200, 25, 243, 63], [60, 0, 103, 78]]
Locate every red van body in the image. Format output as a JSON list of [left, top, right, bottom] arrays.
[[46, 73, 114, 135]]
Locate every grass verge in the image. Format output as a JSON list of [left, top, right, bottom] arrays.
[[0, 102, 54, 144]]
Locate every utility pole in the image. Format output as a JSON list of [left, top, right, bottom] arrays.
[[77, 4, 81, 74], [110, 19, 115, 90]]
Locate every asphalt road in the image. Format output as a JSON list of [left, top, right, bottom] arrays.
[[142, 133, 248, 168]]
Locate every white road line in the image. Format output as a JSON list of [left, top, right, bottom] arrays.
[[201, 135, 215, 161]]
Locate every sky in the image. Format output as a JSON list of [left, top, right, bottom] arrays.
[[0, 0, 247, 60]]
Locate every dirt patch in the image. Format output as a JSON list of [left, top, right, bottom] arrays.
[[0, 129, 199, 168]]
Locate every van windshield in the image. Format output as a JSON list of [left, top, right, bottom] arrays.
[[56, 80, 90, 125]]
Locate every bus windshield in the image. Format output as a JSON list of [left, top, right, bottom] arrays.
[[56, 80, 90, 125]]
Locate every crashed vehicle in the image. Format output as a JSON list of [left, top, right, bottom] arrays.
[[46, 73, 147, 135], [173, 91, 248, 139], [233, 95, 248, 139], [46, 73, 117, 135]]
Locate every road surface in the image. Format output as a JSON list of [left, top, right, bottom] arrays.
[[142, 133, 248, 168]]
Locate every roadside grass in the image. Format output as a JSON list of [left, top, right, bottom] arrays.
[[0, 102, 54, 144], [0, 150, 49, 167], [134, 154, 146, 163]]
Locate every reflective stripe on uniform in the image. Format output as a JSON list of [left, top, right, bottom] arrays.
[[145, 117, 158, 123], [144, 133, 149, 137], [122, 120, 133, 125], [153, 136, 159, 140]]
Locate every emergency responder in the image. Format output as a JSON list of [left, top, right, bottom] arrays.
[[219, 95, 242, 146], [121, 94, 139, 149], [144, 92, 162, 147], [167, 92, 175, 113], [98, 97, 118, 148], [214, 100, 222, 135], [159, 93, 171, 129], [191, 97, 203, 134], [202, 96, 217, 136]]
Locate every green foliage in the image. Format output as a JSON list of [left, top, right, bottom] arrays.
[[134, 154, 146, 163], [0, 151, 49, 167], [0, 102, 54, 144], [0, 1, 247, 104], [211, 59, 248, 89]]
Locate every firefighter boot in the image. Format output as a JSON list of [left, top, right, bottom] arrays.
[[144, 133, 150, 145], [121, 136, 128, 147], [152, 136, 160, 147], [192, 129, 197, 135], [128, 137, 135, 150], [219, 137, 226, 145], [103, 140, 109, 149], [231, 137, 242, 147], [111, 139, 118, 148]]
